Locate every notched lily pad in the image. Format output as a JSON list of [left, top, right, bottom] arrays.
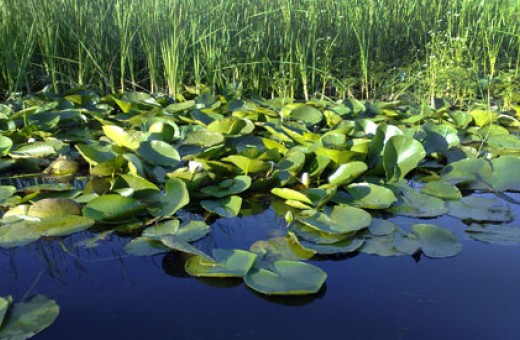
[[244, 260, 327, 295], [447, 196, 512, 222], [185, 248, 257, 277]]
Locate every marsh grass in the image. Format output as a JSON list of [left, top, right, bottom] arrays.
[[0, 0, 518, 102]]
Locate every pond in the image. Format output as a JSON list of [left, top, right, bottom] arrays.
[[2, 206, 520, 339]]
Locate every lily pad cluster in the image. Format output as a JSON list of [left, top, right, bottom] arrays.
[[1, 89, 520, 299]]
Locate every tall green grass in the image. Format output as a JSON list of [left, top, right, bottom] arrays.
[[0, 0, 518, 102]]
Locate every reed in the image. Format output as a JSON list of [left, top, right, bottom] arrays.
[[0, 0, 518, 102]]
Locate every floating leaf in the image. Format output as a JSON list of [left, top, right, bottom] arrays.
[[160, 235, 210, 259], [286, 104, 323, 126], [420, 181, 462, 200], [222, 155, 267, 175], [412, 224, 462, 258], [0, 295, 59, 339], [75, 143, 117, 165], [124, 236, 170, 256], [270, 188, 313, 205], [389, 182, 448, 218], [185, 249, 257, 277], [383, 135, 426, 181], [36, 215, 95, 237], [321, 161, 367, 188], [489, 156, 520, 191], [0, 135, 13, 156], [148, 178, 190, 217], [10, 142, 56, 158], [0, 220, 41, 248], [447, 196, 512, 222], [294, 236, 364, 255], [466, 223, 520, 245], [83, 194, 146, 221], [297, 205, 372, 234], [201, 175, 251, 198], [344, 183, 397, 209], [250, 236, 314, 261], [0, 296, 11, 326], [441, 158, 493, 189], [244, 260, 327, 295], [137, 140, 180, 167], [28, 198, 81, 218], [200, 195, 242, 218], [184, 131, 224, 147], [0, 186, 16, 203], [102, 125, 143, 150], [207, 117, 247, 135]]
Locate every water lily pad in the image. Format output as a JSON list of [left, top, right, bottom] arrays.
[[160, 235, 211, 259], [412, 224, 462, 258], [137, 140, 180, 167], [295, 236, 364, 255], [368, 219, 397, 236], [0, 219, 41, 248], [0, 295, 11, 326], [283, 104, 323, 126], [102, 125, 144, 150], [0, 186, 16, 203], [321, 161, 367, 188], [27, 198, 81, 218], [148, 178, 190, 217], [184, 131, 224, 147], [489, 156, 520, 191], [201, 175, 251, 198], [420, 181, 462, 200], [124, 236, 170, 256], [389, 182, 448, 218], [250, 236, 314, 261], [36, 215, 95, 237], [0, 135, 13, 156], [270, 188, 313, 205], [297, 205, 372, 234], [244, 260, 327, 295], [200, 195, 242, 218], [290, 222, 353, 244], [383, 135, 426, 181], [222, 155, 267, 175], [83, 194, 146, 221], [466, 223, 520, 245], [441, 158, 493, 189], [207, 117, 247, 135], [359, 235, 405, 257], [11, 142, 57, 158], [185, 248, 257, 277], [345, 183, 397, 209], [0, 295, 59, 339], [447, 196, 512, 222]]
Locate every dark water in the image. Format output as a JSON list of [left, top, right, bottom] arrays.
[[1, 209, 520, 340]]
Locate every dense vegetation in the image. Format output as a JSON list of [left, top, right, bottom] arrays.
[[1, 0, 519, 103]]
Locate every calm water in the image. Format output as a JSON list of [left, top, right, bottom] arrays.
[[1, 209, 520, 340]]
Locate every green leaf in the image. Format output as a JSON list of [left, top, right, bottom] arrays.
[[244, 260, 327, 295], [184, 131, 224, 147], [441, 158, 493, 189], [200, 195, 242, 218], [297, 205, 372, 234], [75, 142, 117, 166], [0, 186, 16, 203], [383, 135, 426, 181], [201, 175, 252, 198], [160, 235, 210, 259], [321, 161, 367, 188], [270, 188, 313, 205], [36, 215, 95, 237], [137, 140, 180, 167], [447, 196, 512, 222], [250, 236, 314, 261], [27, 198, 81, 218], [412, 224, 462, 258], [388, 182, 448, 218], [0, 135, 13, 156], [222, 155, 267, 175], [185, 249, 257, 277], [420, 181, 462, 200], [207, 117, 247, 135], [294, 236, 364, 255], [0, 296, 11, 327], [290, 222, 353, 245], [466, 223, 520, 245], [0, 295, 59, 339], [83, 194, 146, 221], [286, 104, 323, 126], [344, 183, 397, 209], [10, 142, 56, 158], [124, 236, 170, 256], [148, 178, 190, 217], [0, 220, 41, 248], [102, 125, 144, 150], [489, 156, 520, 191]]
